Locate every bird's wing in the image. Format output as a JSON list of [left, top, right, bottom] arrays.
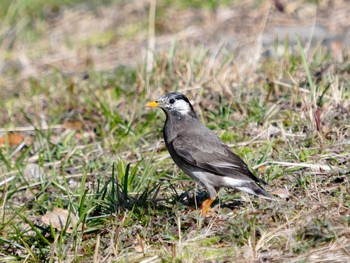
[[172, 131, 267, 185]]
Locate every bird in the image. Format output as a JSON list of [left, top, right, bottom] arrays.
[[146, 92, 271, 215]]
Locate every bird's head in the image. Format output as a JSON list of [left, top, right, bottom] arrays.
[[146, 92, 196, 117]]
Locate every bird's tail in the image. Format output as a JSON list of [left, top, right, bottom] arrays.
[[237, 182, 272, 199]]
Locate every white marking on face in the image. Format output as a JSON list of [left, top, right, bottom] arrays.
[[172, 99, 191, 115]]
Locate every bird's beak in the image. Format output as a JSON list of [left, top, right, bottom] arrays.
[[145, 100, 159, 108]]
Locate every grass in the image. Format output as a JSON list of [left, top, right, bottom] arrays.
[[1, 0, 350, 262]]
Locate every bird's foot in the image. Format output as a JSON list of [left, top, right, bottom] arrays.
[[200, 198, 216, 217]]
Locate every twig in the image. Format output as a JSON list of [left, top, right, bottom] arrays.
[[254, 161, 334, 171], [0, 176, 16, 187], [0, 124, 63, 132]]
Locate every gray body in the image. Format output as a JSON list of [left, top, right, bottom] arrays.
[[156, 92, 271, 199]]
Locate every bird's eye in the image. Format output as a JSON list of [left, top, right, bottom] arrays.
[[169, 98, 175, 104]]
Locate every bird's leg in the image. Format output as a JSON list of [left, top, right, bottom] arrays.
[[200, 198, 216, 216]]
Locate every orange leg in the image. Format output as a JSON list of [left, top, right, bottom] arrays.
[[200, 198, 216, 216]]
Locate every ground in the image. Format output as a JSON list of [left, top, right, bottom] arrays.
[[0, 0, 349, 262]]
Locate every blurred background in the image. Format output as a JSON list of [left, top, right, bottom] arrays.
[[0, 0, 348, 89]]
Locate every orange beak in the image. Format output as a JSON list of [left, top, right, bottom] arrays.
[[145, 101, 159, 108]]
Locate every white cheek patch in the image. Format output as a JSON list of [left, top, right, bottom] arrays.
[[173, 100, 191, 115]]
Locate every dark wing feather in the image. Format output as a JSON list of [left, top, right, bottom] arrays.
[[172, 130, 267, 185]]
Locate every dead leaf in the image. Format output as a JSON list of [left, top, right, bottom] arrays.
[[63, 120, 83, 130], [258, 165, 267, 172], [314, 108, 323, 133], [274, 0, 285, 12], [0, 133, 24, 146], [272, 187, 291, 199], [330, 40, 344, 62], [42, 208, 81, 233], [134, 234, 146, 254]]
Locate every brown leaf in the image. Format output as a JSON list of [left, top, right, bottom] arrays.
[[63, 120, 83, 130], [42, 208, 80, 233], [314, 108, 322, 132], [0, 133, 24, 146], [272, 187, 290, 199], [258, 165, 267, 172], [274, 0, 285, 12]]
